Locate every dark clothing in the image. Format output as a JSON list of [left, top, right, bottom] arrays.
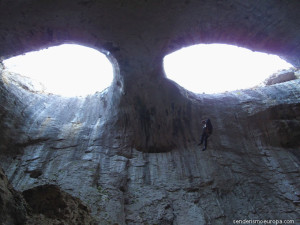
[[205, 119, 213, 135], [200, 132, 209, 150], [200, 119, 213, 150]]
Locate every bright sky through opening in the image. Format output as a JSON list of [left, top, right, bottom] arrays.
[[164, 44, 292, 94], [3, 44, 113, 97], [4, 43, 292, 96]]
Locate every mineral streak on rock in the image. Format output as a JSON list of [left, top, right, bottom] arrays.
[[0, 1, 300, 224]]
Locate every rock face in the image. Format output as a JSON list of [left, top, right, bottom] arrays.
[[0, 1, 300, 225], [23, 184, 96, 225], [0, 167, 27, 225], [264, 68, 298, 86], [0, 166, 96, 225], [1, 68, 300, 224]]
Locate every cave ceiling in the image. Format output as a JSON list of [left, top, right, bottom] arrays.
[[0, 0, 300, 72]]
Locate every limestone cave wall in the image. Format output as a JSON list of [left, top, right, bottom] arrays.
[[0, 1, 300, 225]]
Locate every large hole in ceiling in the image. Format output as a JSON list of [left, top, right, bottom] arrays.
[[163, 44, 293, 94], [3, 44, 114, 97]]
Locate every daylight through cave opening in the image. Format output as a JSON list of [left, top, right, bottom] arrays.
[[163, 44, 293, 94], [3, 44, 114, 97]]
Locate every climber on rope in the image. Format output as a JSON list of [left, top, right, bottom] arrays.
[[198, 118, 213, 151]]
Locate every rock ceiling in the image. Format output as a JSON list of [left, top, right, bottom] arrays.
[[0, 0, 300, 68]]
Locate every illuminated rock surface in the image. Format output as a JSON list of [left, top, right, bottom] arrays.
[[0, 1, 300, 224]]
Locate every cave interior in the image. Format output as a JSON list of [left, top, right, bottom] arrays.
[[0, 1, 300, 224]]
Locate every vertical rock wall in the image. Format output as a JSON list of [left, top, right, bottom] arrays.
[[0, 68, 299, 224]]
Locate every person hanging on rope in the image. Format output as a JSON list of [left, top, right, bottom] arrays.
[[199, 118, 213, 151]]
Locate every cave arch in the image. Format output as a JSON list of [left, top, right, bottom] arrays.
[[0, 0, 299, 72], [0, 1, 299, 153]]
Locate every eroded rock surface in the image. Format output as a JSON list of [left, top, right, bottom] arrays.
[[0, 167, 27, 225], [1, 68, 299, 224], [23, 184, 96, 225], [0, 166, 96, 225], [264, 68, 299, 85]]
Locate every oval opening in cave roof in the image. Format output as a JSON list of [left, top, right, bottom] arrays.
[[163, 44, 293, 94], [3, 44, 114, 97]]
